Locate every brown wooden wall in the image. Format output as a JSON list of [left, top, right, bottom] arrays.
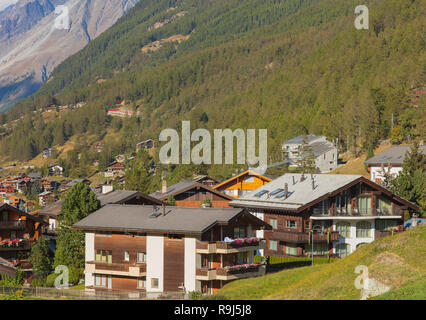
[[163, 235, 184, 292], [94, 233, 146, 264]]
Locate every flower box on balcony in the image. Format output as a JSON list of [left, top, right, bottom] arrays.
[[229, 237, 259, 247], [225, 263, 260, 274]]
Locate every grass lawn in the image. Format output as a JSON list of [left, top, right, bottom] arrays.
[[216, 226, 426, 300]]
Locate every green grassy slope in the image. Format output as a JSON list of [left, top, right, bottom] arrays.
[[216, 225, 426, 300]]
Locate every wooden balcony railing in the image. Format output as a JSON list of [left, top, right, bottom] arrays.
[[265, 230, 339, 243], [87, 261, 146, 274], [314, 207, 401, 217], [0, 239, 33, 251], [0, 221, 26, 230]]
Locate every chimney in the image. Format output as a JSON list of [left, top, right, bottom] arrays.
[[301, 173, 305, 182], [311, 173, 314, 180], [162, 180, 167, 194], [312, 179, 315, 190], [412, 213, 418, 227], [162, 204, 165, 216], [284, 183, 288, 199], [102, 184, 113, 194], [292, 176, 295, 185]]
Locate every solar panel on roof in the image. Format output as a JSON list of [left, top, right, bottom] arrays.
[[275, 191, 293, 198], [150, 212, 161, 218], [254, 190, 268, 197], [270, 188, 284, 195]]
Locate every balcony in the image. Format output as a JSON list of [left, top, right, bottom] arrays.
[[265, 229, 339, 243], [196, 264, 265, 281], [0, 239, 33, 251], [196, 239, 265, 254], [0, 221, 26, 230], [86, 261, 146, 277]]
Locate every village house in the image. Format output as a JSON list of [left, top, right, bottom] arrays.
[[38, 191, 58, 207], [73, 205, 271, 295], [193, 175, 219, 188], [364, 145, 426, 184], [42, 148, 52, 158], [107, 161, 125, 174], [136, 139, 155, 151], [229, 174, 418, 258], [212, 169, 272, 198], [282, 134, 338, 172], [150, 180, 233, 208], [48, 165, 64, 176], [0, 204, 47, 268]]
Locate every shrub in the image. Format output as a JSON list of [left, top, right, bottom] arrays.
[[46, 273, 57, 287], [30, 277, 46, 287], [189, 290, 203, 300]]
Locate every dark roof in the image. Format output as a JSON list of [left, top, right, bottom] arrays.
[[364, 145, 426, 166], [97, 190, 163, 206], [74, 205, 270, 234], [38, 200, 62, 217], [150, 180, 233, 201]]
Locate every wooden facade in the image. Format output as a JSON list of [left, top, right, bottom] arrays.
[[232, 177, 418, 258], [0, 204, 47, 266]]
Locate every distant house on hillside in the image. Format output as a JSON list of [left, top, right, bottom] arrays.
[[42, 148, 51, 158], [282, 134, 338, 173], [364, 145, 426, 184], [48, 165, 63, 176], [193, 175, 219, 188], [136, 139, 155, 151], [106, 162, 125, 173]]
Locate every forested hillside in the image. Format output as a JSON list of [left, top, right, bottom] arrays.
[[0, 0, 424, 172]]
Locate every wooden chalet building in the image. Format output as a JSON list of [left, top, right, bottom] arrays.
[[150, 180, 233, 208], [193, 175, 219, 188], [230, 174, 419, 258], [213, 169, 272, 198], [107, 161, 125, 173], [74, 205, 271, 295], [0, 204, 47, 266]]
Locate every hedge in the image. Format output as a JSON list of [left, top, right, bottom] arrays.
[[254, 255, 336, 269]]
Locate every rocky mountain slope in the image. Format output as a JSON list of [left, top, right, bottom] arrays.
[[0, 0, 140, 111]]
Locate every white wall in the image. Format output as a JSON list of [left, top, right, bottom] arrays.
[[146, 234, 164, 292], [332, 219, 375, 255], [184, 237, 197, 292], [370, 166, 402, 183], [85, 232, 95, 287]]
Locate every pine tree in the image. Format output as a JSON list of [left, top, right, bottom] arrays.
[[29, 237, 52, 278]]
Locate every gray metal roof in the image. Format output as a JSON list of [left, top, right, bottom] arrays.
[[284, 134, 323, 145], [97, 190, 140, 206], [73, 205, 246, 233], [364, 145, 426, 166], [310, 141, 336, 156], [149, 180, 195, 199], [230, 173, 363, 211], [38, 200, 63, 217]]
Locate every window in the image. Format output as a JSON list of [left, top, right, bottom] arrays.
[[269, 240, 277, 251], [357, 197, 371, 215], [336, 243, 351, 258], [151, 278, 159, 288], [137, 252, 146, 263], [305, 221, 310, 230], [286, 220, 297, 229], [96, 250, 112, 263], [1, 212, 8, 221], [356, 221, 371, 238], [95, 275, 107, 287], [167, 234, 183, 240], [376, 219, 398, 231], [233, 227, 246, 238], [124, 251, 130, 262], [235, 252, 247, 265], [270, 218, 278, 229], [137, 278, 146, 289], [376, 197, 392, 215], [285, 244, 297, 256], [305, 243, 328, 256], [314, 199, 329, 215], [336, 222, 351, 238]]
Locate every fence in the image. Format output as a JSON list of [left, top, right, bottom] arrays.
[[0, 286, 187, 300], [254, 255, 337, 273]]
